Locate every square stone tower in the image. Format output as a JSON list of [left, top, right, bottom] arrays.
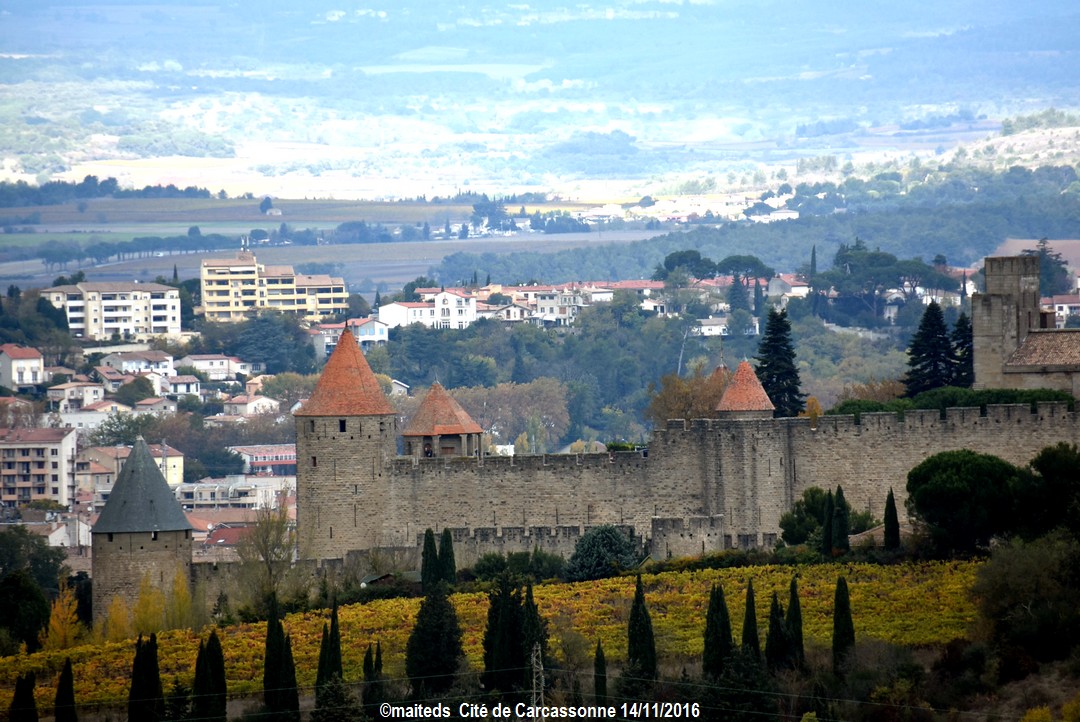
[[972, 255, 1043, 389]]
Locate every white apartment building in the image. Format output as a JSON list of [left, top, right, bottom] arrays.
[[0, 427, 77, 509], [200, 251, 348, 323], [378, 290, 478, 330], [0, 344, 44, 390], [45, 282, 181, 340]]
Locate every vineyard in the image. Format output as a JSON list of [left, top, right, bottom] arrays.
[[0, 561, 981, 710]]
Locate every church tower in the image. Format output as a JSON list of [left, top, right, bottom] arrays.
[[294, 329, 398, 559], [91, 437, 193, 622]]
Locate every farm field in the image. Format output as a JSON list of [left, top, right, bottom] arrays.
[[0, 561, 981, 710]]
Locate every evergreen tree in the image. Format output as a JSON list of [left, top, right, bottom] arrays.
[[316, 623, 330, 699], [311, 673, 360, 722], [702, 583, 734, 680], [482, 573, 525, 695], [786, 577, 805, 671], [129, 634, 164, 722], [373, 290, 382, 309], [192, 630, 227, 722], [727, 273, 750, 313], [809, 244, 820, 316], [884, 488, 901, 551], [764, 592, 792, 671], [832, 485, 851, 555], [420, 528, 440, 594], [521, 582, 549, 682], [755, 308, 805, 417], [280, 633, 300, 722], [54, 658, 77, 722], [438, 528, 457, 585], [820, 491, 834, 558], [753, 278, 764, 316], [951, 312, 974, 387], [904, 301, 954, 397], [362, 642, 385, 719], [593, 640, 607, 705], [832, 577, 856, 676], [741, 580, 760, 659], [316, 604, 344, 703], [165, 677, 191, 721], [10, 672, 38, 722], [627, 575, 657, 681], [263, 597, 284, 712], [406, 581, 463, 698]]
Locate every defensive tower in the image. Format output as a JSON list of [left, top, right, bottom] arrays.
[[294, 329, 397, 558], [972, 255, 1044, 389], [91, 437, 193, 620], [401, 382, 483, 457]]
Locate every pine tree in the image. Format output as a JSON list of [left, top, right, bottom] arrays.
[[627, 575, 657, 681], [832, 577, 856, 676], [406, 581, 463, 697], [593, 640, 607, 705], [10, 672, 37, 722], [786, 577, 805, 670], [884, 488, 901, 551], [832, 485, 851, 555], [905, 301, 954, 397], [438, 528, 457, 585], [374, 290, 382, 309], [420, 528, 440, 594], [741, 579, 760, 658], [820, 491, 834, 558], [951, 312, 974, 387], [764, 592, 792, 671], [702, 583, 734, 680], [54, 658, 77, 722], [755, 308, 805, 417]]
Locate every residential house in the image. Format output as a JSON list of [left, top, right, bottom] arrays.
[[175, 354, 264, 381], [166, 375, 201, 398], [101, 350, 176, 377], [223, 394, 280, 416], [310, 317, 389, 361], [477, 301, 534, 323], [80, 443, 185, 510], [227, 444, 296, 475], [133, 397, 178, 416], [93, 365, 132, 393], [1047, 294, 1080, 328], [56, 400, 132, 432], [0, 427, 78, 509], [0, 344, 44, 391], [44, 281, 181, 340], [47, 382, 104, 412], [378, 301, 436, 329]]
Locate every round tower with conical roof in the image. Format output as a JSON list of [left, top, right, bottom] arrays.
[[715, 361, 775, 420], [91, 437, 194, 621], [294, 329, 398, 559]]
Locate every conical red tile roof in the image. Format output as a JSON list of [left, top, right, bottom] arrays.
[[402, 383, 483, 436], [716, 361, 775, 413], [295, 330, 395, 417]]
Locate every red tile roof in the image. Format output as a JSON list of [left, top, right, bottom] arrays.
[[0, 344, 42, 360], [295, 329, 395, 417], [716, 361, 775, 413], [402, 383, 483, 437]]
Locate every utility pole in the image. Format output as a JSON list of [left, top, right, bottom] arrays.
[[530, 641, 545, 720]]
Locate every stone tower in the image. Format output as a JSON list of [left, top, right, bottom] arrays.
[[401, 382, 483, 457], [294, 329, 397, 559], [972, 255, 1046, 389], [91, 436, 193, 621]]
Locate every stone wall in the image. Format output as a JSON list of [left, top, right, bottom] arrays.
[[92, 529, 192, 617]]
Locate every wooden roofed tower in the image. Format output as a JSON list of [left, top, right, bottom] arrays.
[[91, 436, 194, 621], [294, 329, 398, 559], [402, 382, 483, 457]]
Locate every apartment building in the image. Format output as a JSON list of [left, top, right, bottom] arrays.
[[0, 427, 77, 509], [200, 251, 348, 323], [45, 282, 181, 340]]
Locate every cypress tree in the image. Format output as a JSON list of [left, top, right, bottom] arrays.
[[129, 634, 164, 722], [311, 673, 360, 722], [280, 633, 300, 722], [809, 244, 819, 316], [10, 671, 38, 722], [786, 577, 805, 670], [406, 581, 463, 698], [702, 583, 734, 680], [764, 592, 791, 671], [328, 604, 342, 682], [832, 577, 856, 676], [820, 491, 834, 558], [593, 640, 608, 705], [832, 485, 850, 555], [741, 579, 760, 659], [951, 312, 974, 387], [728, 272, 750, 313], [420, 528, 440, 594], [438, 528, 457, 585], [905, 301, 954, 397], [315, 623, 331, 699], [192, 630, 227, 722], [753, 278, 764, 316], [264, 597, 284, 712], [626, 575, 657, 681], [755, 307, 805, 417], [165, 677, 191, 722], [54, 658, 77, 722], [883, 488, 901, 551], [482, 573, 524, 694], [362, 641, 385, 719]]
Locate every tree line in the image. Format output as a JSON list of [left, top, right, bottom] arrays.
[[0, 176, 215, 208]]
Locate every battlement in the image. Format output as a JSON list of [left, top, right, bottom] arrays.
[[388, 449, 649, 475]]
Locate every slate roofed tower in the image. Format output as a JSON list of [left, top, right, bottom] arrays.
[[294, 329, 398, 559], [402, 382, 483, 457], [91, 437, 193, 622], [715, 361, 775, 420]]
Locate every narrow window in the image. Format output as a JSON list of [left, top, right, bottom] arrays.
[[329, 526, 333, 539], [309, 420, 315, 433], [108, 533, 114, 542], [339, 419, 347, 432], [312, 456, 317, 467], [151, 531, 158, 541]]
